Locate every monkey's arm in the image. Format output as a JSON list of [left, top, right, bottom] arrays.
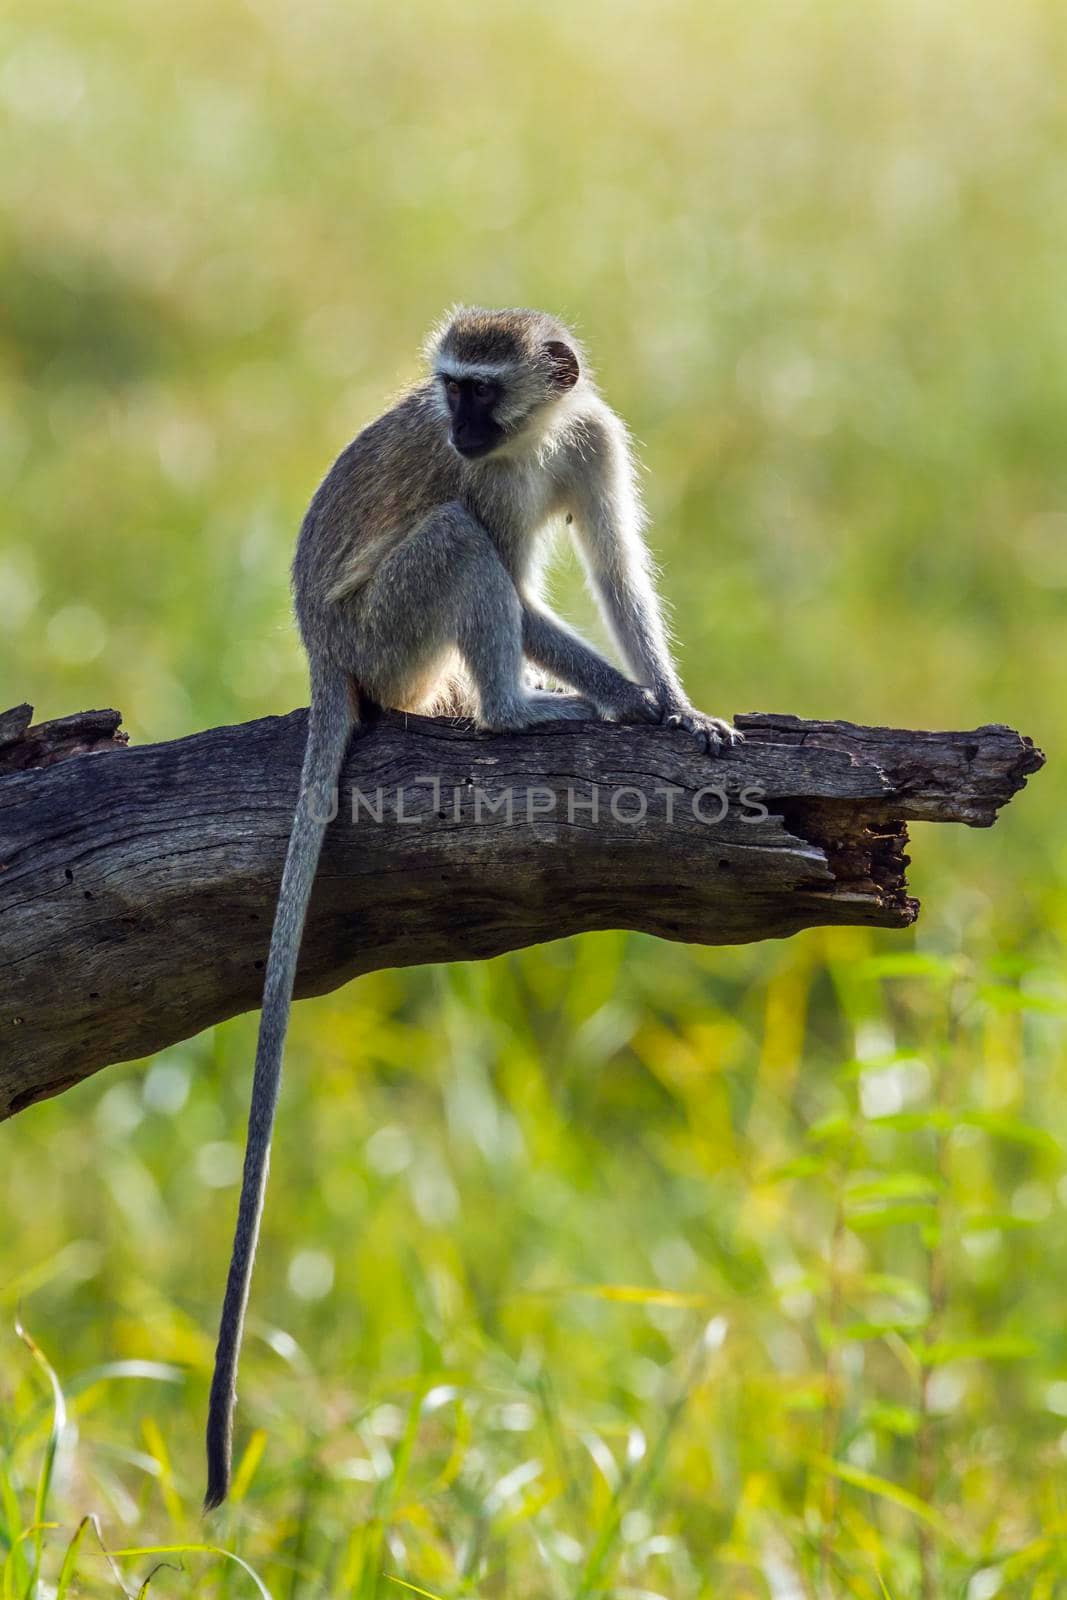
[[520, 603, 658, 722], [566, 413, 740, 752]]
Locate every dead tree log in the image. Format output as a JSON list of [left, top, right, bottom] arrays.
[[0, 702, 1043, 1120]]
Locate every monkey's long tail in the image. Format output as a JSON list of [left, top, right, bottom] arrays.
[[204, 668, 356, 1512]]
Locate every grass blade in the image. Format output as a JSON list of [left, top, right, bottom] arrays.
[[14, 1318, 67, 1594], [114, 1545, 273, 1598]]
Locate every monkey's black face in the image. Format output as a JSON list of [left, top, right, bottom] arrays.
[[442, 376, 506, 459]]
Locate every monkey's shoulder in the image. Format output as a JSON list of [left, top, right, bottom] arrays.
[[313, 385, 460, 530], [558, 397, 628, 462]]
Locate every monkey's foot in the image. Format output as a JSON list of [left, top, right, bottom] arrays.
[[524, 691, 597, 723], [599, 684, 662, 726], [662, 704, 744, 755], [482, 692, 596, 732]]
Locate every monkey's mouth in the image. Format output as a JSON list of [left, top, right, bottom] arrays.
[[450, 429, 505, 460], [453, 440, 499, 460]]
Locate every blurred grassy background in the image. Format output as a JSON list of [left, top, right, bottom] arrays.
[[1, 0, 1065, 1595]]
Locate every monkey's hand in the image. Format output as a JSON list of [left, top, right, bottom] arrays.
[[656, 695, 744, 755]]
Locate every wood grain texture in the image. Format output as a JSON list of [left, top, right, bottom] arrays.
[[0, 703, 1044, 1120]]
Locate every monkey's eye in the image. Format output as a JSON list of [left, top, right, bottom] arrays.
[[473, 380, 493, 399], [445, 378, 460, 396]]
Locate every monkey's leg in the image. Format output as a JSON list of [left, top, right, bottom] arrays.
[[521, 604, 659, 725], [348, 506, 594, 730]]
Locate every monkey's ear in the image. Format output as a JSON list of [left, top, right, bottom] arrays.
[[544, 340, 580, 390]]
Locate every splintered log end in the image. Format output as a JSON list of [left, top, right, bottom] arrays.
[[0, 705, 128, 774], [736, 713, 1045, 828], [732, 712, 1045, 935], [774, 800, 918, 931]]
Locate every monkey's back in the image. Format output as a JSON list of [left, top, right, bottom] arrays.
[[293, 383, 462, 656]]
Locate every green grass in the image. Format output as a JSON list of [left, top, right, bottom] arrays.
[[1, 1, 1065, 1594]]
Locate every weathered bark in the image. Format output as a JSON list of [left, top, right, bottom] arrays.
[[0, 703, 1044, 1120]]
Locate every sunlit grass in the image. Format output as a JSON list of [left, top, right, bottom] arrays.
[[3, 943, 1065, 1595]]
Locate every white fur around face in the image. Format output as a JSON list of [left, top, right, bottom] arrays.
[[433, 360, 510, 383]]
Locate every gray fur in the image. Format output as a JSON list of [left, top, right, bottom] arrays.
[[205, 306, 739, 1510]]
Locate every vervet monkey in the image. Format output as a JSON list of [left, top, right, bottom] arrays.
[[205, 306, 740, 1508]]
